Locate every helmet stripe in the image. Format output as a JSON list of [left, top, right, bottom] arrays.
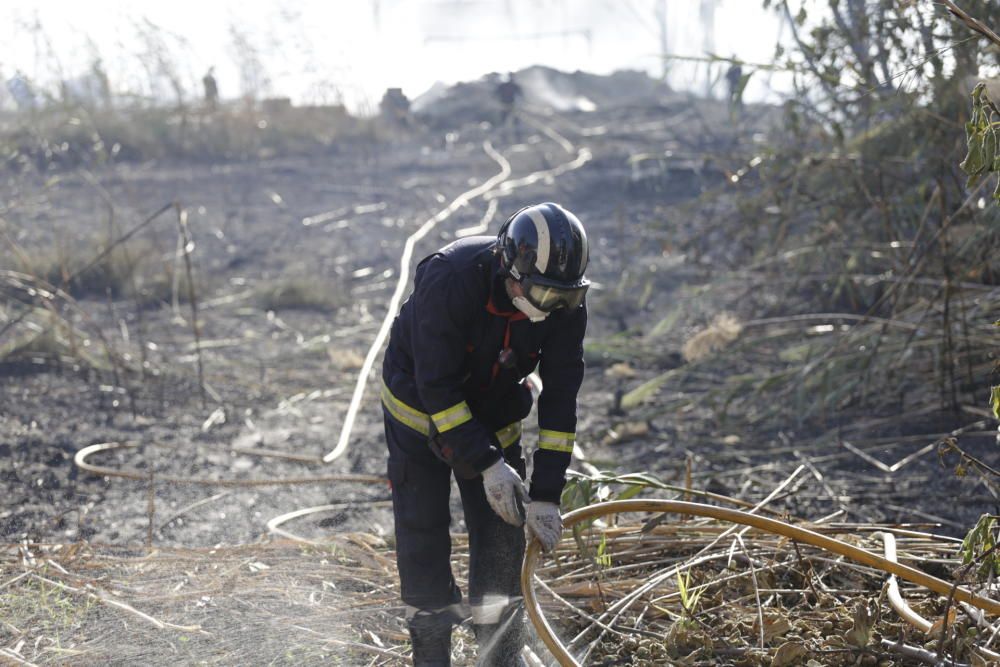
[[526, 208, 550, 274]]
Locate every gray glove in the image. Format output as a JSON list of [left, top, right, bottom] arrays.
[[481, 459, 528, 526], [526, 501, 562, 552]]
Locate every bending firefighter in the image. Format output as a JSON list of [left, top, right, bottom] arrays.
[[382, 203, 589, 666]]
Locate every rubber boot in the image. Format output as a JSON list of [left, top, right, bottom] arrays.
[[408, 612, 453, 667]]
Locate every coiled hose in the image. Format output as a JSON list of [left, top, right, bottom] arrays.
[[521, 500, 1000, 667]]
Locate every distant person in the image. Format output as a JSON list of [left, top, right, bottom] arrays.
[[202, 67, 219, 111], [92, 59, 112, 110], [379, 87, 411, 128], [6, 70, 36, 112], [725, 57, 744, 111], [495, 72, 523, 138]]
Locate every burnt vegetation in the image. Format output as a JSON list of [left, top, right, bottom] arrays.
[[1, 2, 1000, 665]]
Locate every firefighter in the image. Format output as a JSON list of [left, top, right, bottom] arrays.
[[725, 57, 744, 111], [202, 67, 219, 111], [382, 203, 589, 666], [495, 72, 523, 139], [380, 87, 411, 126]]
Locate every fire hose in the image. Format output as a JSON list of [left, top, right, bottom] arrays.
[[521, 500, 1000, 667]]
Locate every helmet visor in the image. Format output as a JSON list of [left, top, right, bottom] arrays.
[[522, 276, 589, 312]]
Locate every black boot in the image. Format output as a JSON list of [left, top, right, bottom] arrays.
[[409, 610, 454, 667]]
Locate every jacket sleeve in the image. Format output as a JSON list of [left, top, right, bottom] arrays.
[[411, 256, 503, 473], [531, 302, 587, 503]]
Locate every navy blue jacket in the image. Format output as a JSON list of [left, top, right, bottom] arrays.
[[382, 236, 587, 503]]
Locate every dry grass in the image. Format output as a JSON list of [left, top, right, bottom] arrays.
[[254, 278, 347, 313], [327, 346, 365, 370], [0, 273, 126, 375], [6, 234, 204, 309], [681, 312, 743, 363], [1, 102, 377, 168], [0, 325, 113, 373]]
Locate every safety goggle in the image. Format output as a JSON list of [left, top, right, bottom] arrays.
[[521, 275, 590, 312]]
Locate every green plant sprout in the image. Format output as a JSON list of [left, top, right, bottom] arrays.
[[676, 568, 704, 615]]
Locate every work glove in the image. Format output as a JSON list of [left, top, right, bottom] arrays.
[[481, 459, 528, 526], [526, 501, 562, 552]]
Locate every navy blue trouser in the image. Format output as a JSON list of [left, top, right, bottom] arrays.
[[385, 415, 526, 661]]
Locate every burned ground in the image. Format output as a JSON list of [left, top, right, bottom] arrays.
[[1, 67, 998, 665], [1, 83, 754, 549]]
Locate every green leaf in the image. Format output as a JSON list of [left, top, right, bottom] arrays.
[[961, 133, 987, 179], [984, 127, 998, 169], [621, 368, 681, 409], [959, 514, 1000, 578], [595, 533, 611, 567], [618, 472, 661, 485], [779, 342, 814, 363], [960, 83, 998, 185], [647, 306, 683, 338], [990, 386, 1000, 420], [616, 484, 645, 501], [676, 568, 703, 613]]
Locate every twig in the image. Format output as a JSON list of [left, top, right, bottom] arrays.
[[290, 625, 407, 661], [734, 534, 765, 650], [790, 539, 823, 606], [266, 502, 393, 545], [940, 0, 1000, 49], [229, 446, 322, 464], [688, 465, 807, 560], [533, 573, 629, 638], [0, 571, 30, 590], [158, 491, 232, 532], [175, 204, 205, 408], [938, 438, 1000, 478], [880, 637, 967, 666]]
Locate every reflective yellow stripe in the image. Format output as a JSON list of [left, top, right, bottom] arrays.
[[382, 382, 514, 445], [431, 401, 473, 433], [495, 422, 522, 449], [538, 429, 575, 453], [381, 381, 431, 436]]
